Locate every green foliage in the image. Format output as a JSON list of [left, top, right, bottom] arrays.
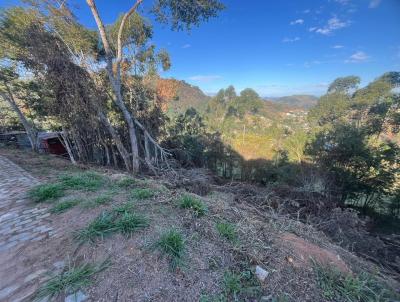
[[216, 221, 237, 242], [34, 261, 109, 300], [74, 212, 116, 243], [151, 0, 225, 31], [314, 263, 399, 302], [28, 183, 65, 203], [115, 177, 136, 188], [131, 188, 154, 199], [113, 201, 136, 214], [50, 199, 80, 214], [327, 76, 360, 95], [58, 172, 105, 191], [179, 194, 207, 217], [155, 229, 185, 268], [114, 212, 149, 236], [222, 270, 261, 301]]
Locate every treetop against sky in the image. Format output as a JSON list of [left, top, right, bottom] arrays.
[[3, 0, 400, 96]]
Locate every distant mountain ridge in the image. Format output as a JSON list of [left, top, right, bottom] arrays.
[[265, 95, 319, 109]]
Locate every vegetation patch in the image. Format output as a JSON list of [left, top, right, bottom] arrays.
[[34, 261, 109, 301], [113, 201, 136, 214], [115, 177, 136, 188], [75, 212, 116, 243], [313, 262, 400, 302], [216, 221, 238, 242], [29, 183, 65, 203], [222, 270, 261, 301], [131, 188, 154, 200], [58, 171, 105, 191], [155, 229, 185, 268], [114, 212, 149, 236], [50, 199, 81, 214], [178, 194, 207, 217]]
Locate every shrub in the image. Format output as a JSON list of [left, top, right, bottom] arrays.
[[29, 183, 65, 203], [179, 194, 207, 217]]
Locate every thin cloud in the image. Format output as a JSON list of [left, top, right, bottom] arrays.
[[182, 44, 191, 49], [188, 75, 222, 83], [290, 19, 304, 25], [282, 37, 300, 43], [335, 0, 351, 4], [332, 45, 344, 49], [303, 9, 311, 14], [369, 0, 382, 8], [315, 17, 349, 35], [345, 51, 370, 63]]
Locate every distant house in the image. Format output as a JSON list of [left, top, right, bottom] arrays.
[[0, 131, 67, 156]]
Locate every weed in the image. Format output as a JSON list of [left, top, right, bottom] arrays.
[[222, 270, 261, 301], [75, 212, 116, 242], [34, 261, 109, 300], [113, 201, 135, 214], [59, 172, 105, 191], [29, 183, 65, 203], [156, 229, 185, 268], [131, 188, 153, 200], [216, 221, 237, 242], [80, 193, 113, 208], [313, 262, 400, 301], [50, 199, 80, 214], [115, 177, 136, 188], [114, 212, 149, 236], [178, 194, 207, 217], [223, 271, 242, 297]]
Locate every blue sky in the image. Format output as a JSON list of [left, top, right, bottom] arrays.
[[3, 0, 400, 96]]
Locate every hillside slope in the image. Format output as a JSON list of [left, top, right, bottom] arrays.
[[266, 95, 319, 109]]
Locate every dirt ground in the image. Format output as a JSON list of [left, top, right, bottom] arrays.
[[0, 147, 398, 302]]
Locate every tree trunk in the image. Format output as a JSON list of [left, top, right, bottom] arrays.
[[60, 128, 77, 165], [0, 87, 38, 151]]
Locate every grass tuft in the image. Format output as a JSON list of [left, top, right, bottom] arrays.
[[115, 177, 136, 188], [155, 229, 185, 268], [58, 171, 105, 191], [29, 183, 65, 203], [216, 221, 237, 242], [113, 201, 135, 214], [178, 194, 207, 217], [34, 261, 109, 300], [74, 212, 116, 243], [313, 262, 400, 302], [114, 212, 149, 236], [50, 199, 81, 214], [131, 188, 153, 200]]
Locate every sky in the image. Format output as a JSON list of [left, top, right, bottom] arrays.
[[3, 0, 400, 97]]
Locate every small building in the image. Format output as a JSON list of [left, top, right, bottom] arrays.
[[0, 131, 67, 156]]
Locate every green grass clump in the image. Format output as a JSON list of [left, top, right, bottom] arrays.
[[131, 188, 153, 200], [113, 202, 135, 214], [59, 171, 105, 191], [216, 221, 237, 242], [75, 212, 116, 242], [50, 199, 81, 214], [156, 229, 185, 268], [223, 270, 261, 301], [314, 262, 400, 302], [80, 193, 113, 209], [178, 194, 207, 217], [29, 183, 65, 203], [34, 261, 109, 300], [115, 177, 136, 188], [114, 212, 149, 236]]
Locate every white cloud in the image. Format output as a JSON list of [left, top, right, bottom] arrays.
[[182, 44, 191, 49], [345, 51, 370, 63], [290, 19, 304, 25], [282, 37, 300, 43], [335, 0, 351, 4], [332, 45, 344, 49], [188, 75, 222, 82], [369, 0, 382, 8], [303, 9, 311, 14], [315, 17, 349, 35]]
